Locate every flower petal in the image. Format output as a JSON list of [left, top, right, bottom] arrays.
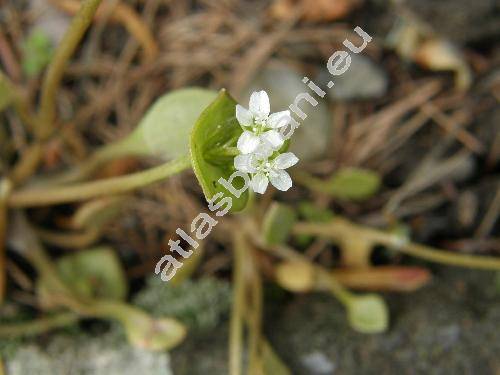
[[234, 154, 257, 173], [269, 170, 292, 191], [253, 143, 273, 160], [249, 90, 270, 119], [251, 173, 269, 194], [267, 110, 291, 129], [235, 104, 253, 127], [237, 131, 260, 154], [274, 152, 299, 170], [260, 130, 284, 150]]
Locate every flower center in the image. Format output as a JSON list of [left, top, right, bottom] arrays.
[[256, 159, 275, 177]]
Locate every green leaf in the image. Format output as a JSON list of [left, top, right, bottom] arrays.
[[328, 168, 381, 200], [275, 261, 314, 292], [119, 309, 186, 351], [298, 202, 334, 222], [125, 87, 218, 160], [190, 89, 248, 212], [55, 247, 128, 300], [22, 29, 54, 77], [263, 202, 297, 245], [347, 294, 388, 334]]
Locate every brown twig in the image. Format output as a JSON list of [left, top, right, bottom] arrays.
[[37, 0, 103, 140]]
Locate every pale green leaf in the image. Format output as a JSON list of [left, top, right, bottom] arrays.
[[127, 87, 218, 160], [328, 168, 381, 200], [263, 202, 297, 245], [347, 294, 388, 334], [55, 247, 128, 300]]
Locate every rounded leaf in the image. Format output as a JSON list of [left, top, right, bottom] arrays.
[[124, 312, 187, 351], [328, 168, 381, 201], [275, 261, 315, 292], [128, 87, 218, 160], [347, 294, 388, 334], [55, 246, 128, 300]]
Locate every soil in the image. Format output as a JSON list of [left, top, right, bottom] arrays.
[[170, 267, 500, 374]]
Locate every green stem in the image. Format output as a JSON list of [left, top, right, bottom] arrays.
[[37, 0, 103, 140], [8, 155, 191, 207], [247, 249, 263, 375], [293, 219, 500, 270], [35, 226, 100, 248], [0, 312, 79, 338], [34, 137, 145, 186], [229, 232, 246, 375], [320, 270, 352, 305]]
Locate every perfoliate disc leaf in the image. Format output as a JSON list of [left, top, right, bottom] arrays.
[[190, 89, 248, 212]]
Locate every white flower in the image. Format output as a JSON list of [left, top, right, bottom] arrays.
[[236, 90, 291, 154], [234, 147, 299, 194]]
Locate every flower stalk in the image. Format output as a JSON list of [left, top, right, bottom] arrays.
[[0, 312, 79, 338], [8, 155, 191, 207], [229, 231, 246, 375]]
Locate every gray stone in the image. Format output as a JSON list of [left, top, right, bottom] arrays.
[[318, 54, 388, 101], [301, 351, 337, 374], [5, 333, 173, 375]]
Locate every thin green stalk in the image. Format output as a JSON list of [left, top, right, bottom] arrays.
[[9, 142, 43, 185], [33, 137, 145, 186], [0, 312, 79, 338], [229, 232, 246, 375], [8, 155, 191, 207], [318, 270, 352, 305], [37, 0, 103, 139], [247, 249, 263, 375], [35, 226, 100, 248], [293, 219, 500, 270]]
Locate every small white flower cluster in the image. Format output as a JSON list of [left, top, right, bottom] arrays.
[[234, 90, 299, 194]]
